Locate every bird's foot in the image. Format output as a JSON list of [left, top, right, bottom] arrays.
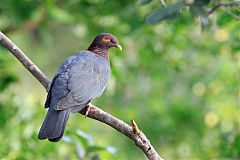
[[85, 103, 93, 117]]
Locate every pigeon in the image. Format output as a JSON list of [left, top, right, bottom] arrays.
[[38, 33, 122, 142]]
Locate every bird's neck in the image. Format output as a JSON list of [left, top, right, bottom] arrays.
[[87, 46, 109, 60]]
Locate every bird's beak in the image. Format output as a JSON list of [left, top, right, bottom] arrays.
[[115, 44, 122, 51]]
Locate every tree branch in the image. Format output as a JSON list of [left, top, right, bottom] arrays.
[[0, 31, 164, 160], [221, 7, 240, 20], [208, 1, 240, 15], [0, 32, 50, 91]]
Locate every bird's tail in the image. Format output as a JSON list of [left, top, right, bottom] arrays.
[[38, 108, 70, 142]]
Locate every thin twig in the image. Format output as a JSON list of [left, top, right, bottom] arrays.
[[0, 31, 164, 160], [131, 120, 141, 134], [221, 8, 240, 20], [208, 1, 240, 15]]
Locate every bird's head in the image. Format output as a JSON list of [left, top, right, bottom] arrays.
[[88, 33, 122, 52]]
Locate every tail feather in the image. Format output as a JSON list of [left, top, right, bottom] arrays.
[[48, 110, 70, 142], [38, 109, 70, 142]]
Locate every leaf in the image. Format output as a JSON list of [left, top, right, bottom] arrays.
[[87, 146, 106, 153], [86, 145, 117, 154], [75, 143, 85, 158], [62, 135, 73, 143], [194, 0, 210, 6], [146, 2, 186, 24], [190, 4, 209, 26], [106, 146, 117, 154], [139, 0, 152, 5], [76, 130, 93, 147]]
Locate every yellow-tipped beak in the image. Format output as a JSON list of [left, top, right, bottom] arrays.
[[116, 44, 122, 51]]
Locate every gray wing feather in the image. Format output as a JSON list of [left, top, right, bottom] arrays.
[[45, 56, 74, 108], [52, 51, 110, 112]]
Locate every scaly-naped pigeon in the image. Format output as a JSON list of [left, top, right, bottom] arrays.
[[38, 33, 122, 142]]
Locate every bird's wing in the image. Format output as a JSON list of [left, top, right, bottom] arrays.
[[45, 74, 63, 108], [45, 55, 77, 108], [53, 51, 110, 112]]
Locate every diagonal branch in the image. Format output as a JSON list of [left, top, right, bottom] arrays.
[[208, 1, 240, 15], [0, 32, 50, 91], [221, 7, 240, 20], [0, 31, 164, 160]]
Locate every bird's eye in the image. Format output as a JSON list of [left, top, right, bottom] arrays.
[[102, 36, 110, 43]]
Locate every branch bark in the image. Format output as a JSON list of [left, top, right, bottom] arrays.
[[208, 1, 240, 15], [0, 31, 164, 160], [0, 32, 50, 91]]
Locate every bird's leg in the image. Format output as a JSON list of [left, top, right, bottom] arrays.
[[85, 103, 94, 117]]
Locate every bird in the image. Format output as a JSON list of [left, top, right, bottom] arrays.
[[38, 33, 122, 142]]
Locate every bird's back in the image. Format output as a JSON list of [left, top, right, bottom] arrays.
[[46, 50, 110, 113]]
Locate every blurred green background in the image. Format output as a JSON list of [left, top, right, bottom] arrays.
[[0, 0, 239, 159]]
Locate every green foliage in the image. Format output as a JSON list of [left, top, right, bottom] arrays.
[[0, 51, 17, 130], [62, 130, 116, 159], [0, 0, 239, 159], [146, 2, 186, 24], [0, 50, 17, 91], [142, 0, 239, 29], [189, 3, 209, 26]]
